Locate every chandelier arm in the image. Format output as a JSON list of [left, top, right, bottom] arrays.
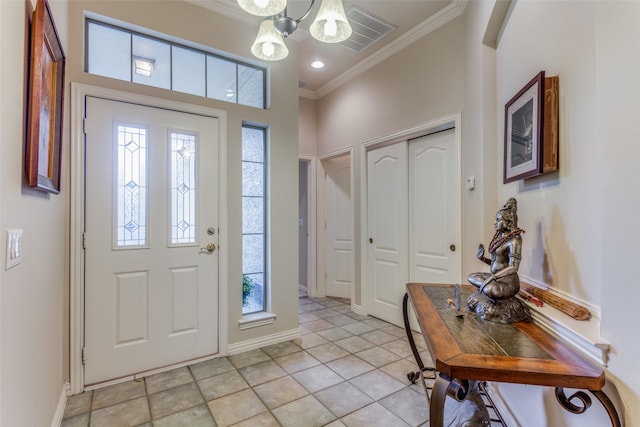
[[294, 0, 316, 23]]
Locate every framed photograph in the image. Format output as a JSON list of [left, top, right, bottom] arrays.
[[503, 71, 545, 183], [25, 0, 66, 193]]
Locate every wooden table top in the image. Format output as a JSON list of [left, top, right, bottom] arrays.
[[406, 283, 604, 390]]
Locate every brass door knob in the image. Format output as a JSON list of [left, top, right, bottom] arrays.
[[201, 243, 216, 253]]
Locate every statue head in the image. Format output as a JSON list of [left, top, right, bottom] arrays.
[[498, 198, 518, 231]]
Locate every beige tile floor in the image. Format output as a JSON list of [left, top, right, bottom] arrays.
[[60, 296, 447, 427]]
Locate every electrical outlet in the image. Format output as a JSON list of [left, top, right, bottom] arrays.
[[6, 229, 23, 270]]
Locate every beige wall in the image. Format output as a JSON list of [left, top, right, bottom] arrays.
[[298, 96, 318, 158], [1, 1, 300, 423], [315, 16, 465, 305], [494, 1, 639, 425], [310, 1, 639, 425], [1, 1, 69, 425]]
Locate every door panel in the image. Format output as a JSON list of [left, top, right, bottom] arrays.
[[366, 143, 408, 326], [409, 129, 461, 283], [324, 155, 352, 298], [84, 97, 219, 385]]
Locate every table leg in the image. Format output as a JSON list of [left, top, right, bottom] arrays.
[[403, 292, 424, 383], [430, 375, 450, 427], [555, 387, 621, 427]]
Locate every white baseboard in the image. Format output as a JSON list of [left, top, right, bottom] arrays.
[[51, 382, 71, 427], [226, 328, 301, 355], [483, 382, 520, 427], [351, 303, 365, 316]]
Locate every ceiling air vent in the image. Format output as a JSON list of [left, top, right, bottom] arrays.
[[341, 5, 397, 53]]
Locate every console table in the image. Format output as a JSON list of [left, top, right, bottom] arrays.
[[403, 283, 621, 427]]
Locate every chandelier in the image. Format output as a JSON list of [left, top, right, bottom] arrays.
[[238, 0, 353, 61]]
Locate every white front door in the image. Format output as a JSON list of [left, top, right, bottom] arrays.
[[366, 143, 409, 326], [409, 128, 461, 283], [323, 154, 353, 299], [84, 97, 219, 385]]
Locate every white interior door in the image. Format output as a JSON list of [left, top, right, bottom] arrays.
[[324, 154, 353, 299], [84, 97, 219, 385], [365, 125, 461, 327], [366, 143, 409, 326], [409, 128, 461, 283]]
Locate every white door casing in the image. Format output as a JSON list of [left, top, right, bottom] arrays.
[[409, 128, 461, 284], [323, 154, 353, 299], [83, 97, 219, 385], [366, 142, 409, 326]]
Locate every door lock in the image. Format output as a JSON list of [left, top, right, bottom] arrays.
[[450, 244, 456, 252]]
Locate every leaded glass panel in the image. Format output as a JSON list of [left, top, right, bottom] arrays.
[[116, 125, 148, 246], [170, 131, 197, 245]]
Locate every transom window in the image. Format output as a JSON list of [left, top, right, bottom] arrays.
[[86, 19, 267, 109]]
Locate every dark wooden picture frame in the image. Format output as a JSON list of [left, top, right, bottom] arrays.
[[26, 0, 65, 193], [503, 71, 545, 183]]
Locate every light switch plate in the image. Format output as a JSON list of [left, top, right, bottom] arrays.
[[6, 229, 23, 270]]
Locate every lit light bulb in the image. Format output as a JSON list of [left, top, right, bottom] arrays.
[[262, 41, 275, 58], [323, 19, 337, 37], [254, 0, 268, 7]]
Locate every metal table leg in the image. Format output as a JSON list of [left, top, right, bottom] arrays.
[[555, 387, 622, 427]]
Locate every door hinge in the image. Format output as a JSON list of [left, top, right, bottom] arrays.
[[82, 232, 87, 249], [82, 347, 87, 365], [83, 118, 88, 135]]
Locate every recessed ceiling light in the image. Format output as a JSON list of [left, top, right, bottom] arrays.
[[310, 60, 325, 69], [133, 56, 155, 77]]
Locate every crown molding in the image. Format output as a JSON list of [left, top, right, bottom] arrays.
[[310, 0, 468, 99], [298, 88, 318, 100]]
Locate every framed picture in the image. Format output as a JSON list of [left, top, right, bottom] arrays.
[[503, 71, 545, 183], [25, 0, 66, 193]]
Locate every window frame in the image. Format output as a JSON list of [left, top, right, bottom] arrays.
[[84, 18, 267, 109], [241, 124, 269, 317]]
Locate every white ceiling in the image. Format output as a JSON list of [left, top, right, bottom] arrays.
[[191, 0, 464, 98]]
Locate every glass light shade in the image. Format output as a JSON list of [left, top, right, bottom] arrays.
[[238, 0, 286, 17], [309, 0, 352, 43], [251, 20, 289, 61]]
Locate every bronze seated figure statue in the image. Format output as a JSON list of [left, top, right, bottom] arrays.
[[467, 198, 531, 323]]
